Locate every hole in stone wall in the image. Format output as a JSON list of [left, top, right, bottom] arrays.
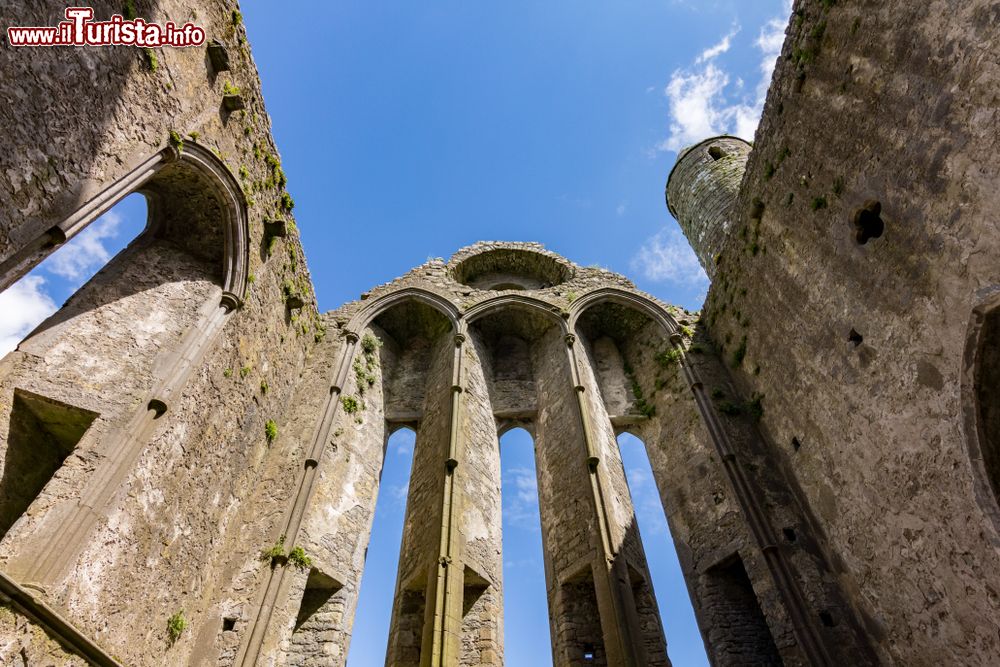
[[462, 566, 490, 617], [388, 586, 426, 665], [147, 399, 167, 418], [792, 437, 802, 452], [848, 329, 863, 346], [559, 570, 605, 666], [0, 390, 98, 540], [708, 146, 726, 160], [782, 527, 797, 542], [461, 564, 494, 661], [702, 555, 782, 665], [819, 610, 837, 627], [222, 617, 236, 632], [852, 200, 884, 244]]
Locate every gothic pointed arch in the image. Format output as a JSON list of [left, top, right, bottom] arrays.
[[347, 286, 460, 335], [569, 287, 680, 340], [0, 142, 250, 306]]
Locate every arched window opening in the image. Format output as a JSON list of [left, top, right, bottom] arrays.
[[975, 306, 1000, 506], [347, 427, 416, 666], [0, 145, 251, 590], [0, 183, 222, 418], [500, 427, 551, 665], [0, 193, 146, 358], [617, 432, 709, 667]]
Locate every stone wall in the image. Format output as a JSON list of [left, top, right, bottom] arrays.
[[0, 1, 322, 663], [0, 602, 89, 666], [671, 1, 1000, 664]]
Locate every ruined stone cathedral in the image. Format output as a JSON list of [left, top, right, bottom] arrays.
[[1, 1, 999, 665]]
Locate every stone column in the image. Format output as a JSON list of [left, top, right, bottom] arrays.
[[383, 330, 454, 666], [572, 331, 672, 667], [234, 330, 361, 667], [455, 333, 504, 665], [531, 325, 662, 666]]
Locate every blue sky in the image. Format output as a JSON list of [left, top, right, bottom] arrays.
[[1, 1, 792, 664]]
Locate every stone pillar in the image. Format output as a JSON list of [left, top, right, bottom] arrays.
[[235, 330, 362, 667], [387, 330, 503, 667], [665, 135, 751, 281], [385, 333, 455, 667], [572, 332, 671, 667], [455, 333, 504, 665], [531, 326, 664, 666]]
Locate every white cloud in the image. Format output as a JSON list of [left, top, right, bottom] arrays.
[[631, 226, 708, 287], [657, 4, 792, 153], [0, 275, 58, 356], [46, 210, 123, 281], [394, 437, 414, 456], [635, 493, 668, 536], [616, 201, 628, 217], [503, 466, 540, 531], [658, 62, 758, 153], [390, 482, 410, 509], [695, 24, 738, 64], [627, 466, 650, 490]]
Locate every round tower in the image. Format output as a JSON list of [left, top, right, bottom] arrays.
[[665, 135, 752, 282]]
